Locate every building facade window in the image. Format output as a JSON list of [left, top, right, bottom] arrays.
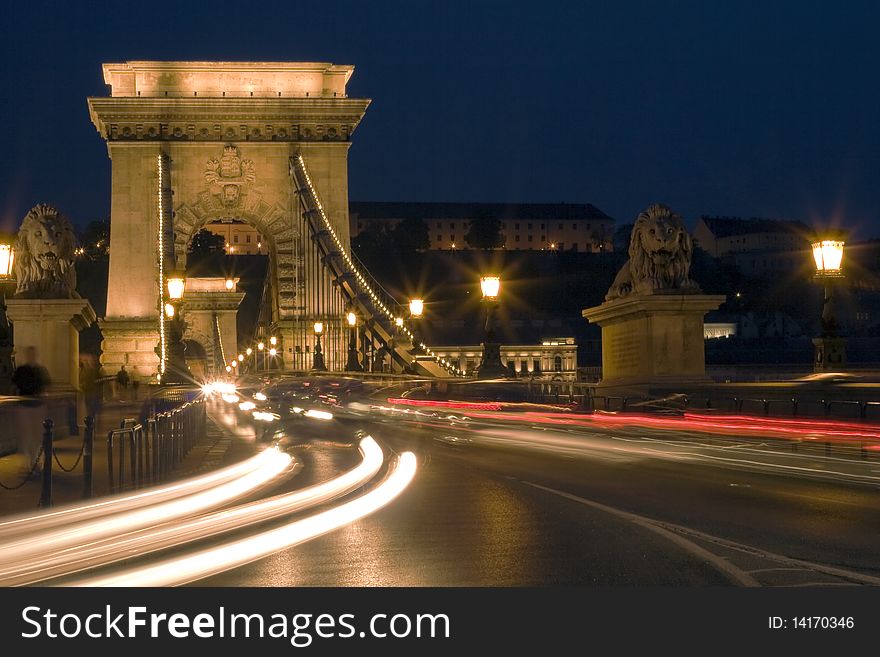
[[554, 355, 562, 372]]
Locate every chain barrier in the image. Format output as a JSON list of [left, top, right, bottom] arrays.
[[52, 440, 86, 473], [0, 446, 45, 490]]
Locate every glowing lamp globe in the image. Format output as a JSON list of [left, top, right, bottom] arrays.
[[409, 299, 424, 318], [347, 311, 357, 327], [225, 278, 234, 290], [269, 336, 278, 346], [812, 239, 845, 275], [0, 243, 14, 278], [167, 275, 185, 301], [480, 275, 501, 299], [313, 322, 323, 335], [246, 347, 253, 356], [257, 342, 265, 351]]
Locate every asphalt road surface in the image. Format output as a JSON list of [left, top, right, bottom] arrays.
[[199, 401, 880, 587]]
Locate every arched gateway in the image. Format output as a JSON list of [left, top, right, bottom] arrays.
[[88, 61, 370, 379]]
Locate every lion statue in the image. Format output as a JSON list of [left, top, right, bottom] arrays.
[[13, 204, 80, 299], [605, 203, 700, 300]]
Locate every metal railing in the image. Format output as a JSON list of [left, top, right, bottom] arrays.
[[107, 395, 206, 492], [1, 388, 208, 506]]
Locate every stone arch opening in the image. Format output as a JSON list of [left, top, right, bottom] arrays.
[[173, 198, 294, 334], [183, 339, 208, 380]]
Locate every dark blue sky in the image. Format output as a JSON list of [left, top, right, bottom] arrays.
[[1, 0, 878, 237]]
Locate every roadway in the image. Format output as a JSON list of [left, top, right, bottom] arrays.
[[2, 381, 878, 587], [202, 391, 880, 587]]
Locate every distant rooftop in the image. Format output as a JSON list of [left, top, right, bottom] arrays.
[[700, 216, 811, 239], [350, 201, 614, 222]]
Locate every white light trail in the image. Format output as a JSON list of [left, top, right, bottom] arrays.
[[0, 450, 285, 541], [74, 451, 417, 587], [0, 448, 292, 565], [3, 438, 384, 587]]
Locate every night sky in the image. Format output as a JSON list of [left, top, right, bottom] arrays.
[[1, 0, 878, 237]]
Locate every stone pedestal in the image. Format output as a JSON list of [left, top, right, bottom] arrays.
[[813, 336, 846, 372], [583, 293, 725, 391], [7, 299, 97, 390], [98, 318, 160, 382]]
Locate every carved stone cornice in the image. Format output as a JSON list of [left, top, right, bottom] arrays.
[[183, 291, 246, 312], [88, 97, 370, 142]]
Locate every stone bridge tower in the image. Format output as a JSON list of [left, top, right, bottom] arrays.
[[88, 61, 370, 379]]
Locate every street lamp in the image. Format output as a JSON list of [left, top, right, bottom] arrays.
[[476, 275, 507, 379], [225, 278, 234, 291], [409, 298, 425, 354], [312, 321, 326, 371], [811, 235, 846, 372], [162, 271, 190, 384], [266, 336, 278, 371], [345, 311, 362, 372], [0, 242, 15, 393], [167, 274, 185, 302]]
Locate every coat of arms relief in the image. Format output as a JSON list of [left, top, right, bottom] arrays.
[[205, 145, 255, 207]]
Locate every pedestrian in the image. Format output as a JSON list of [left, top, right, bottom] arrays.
[[11, 346, 50, 472], [80, 354, 102, 420], [115, 365, 130, 401]]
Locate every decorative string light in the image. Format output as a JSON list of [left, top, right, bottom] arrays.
[[215, 314, 227, 370], [294, 155, 464, 377], [157, 155, 167, 376]]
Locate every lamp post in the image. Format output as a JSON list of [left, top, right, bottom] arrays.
[[312, 322, 326, 371], [476, 275, 507, 379], [257, 341, 265, 372], [811, 236, 846, 372], [269, 336, 277, 371], [0, 243, 15, 393], [162, 271, 190, 384], [345, 311, 362, 372], [409, 298, 425, 355]]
